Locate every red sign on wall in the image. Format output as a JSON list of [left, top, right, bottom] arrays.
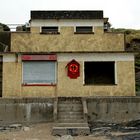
[[67, 59, 80, 79], [21, 54, 57, 61]]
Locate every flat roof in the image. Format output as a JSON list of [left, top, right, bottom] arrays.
[[31, 10, 103, 20], [0, 51, 136, 55]]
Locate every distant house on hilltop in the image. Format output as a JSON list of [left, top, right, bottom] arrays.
[[0, 10, 135, 97]]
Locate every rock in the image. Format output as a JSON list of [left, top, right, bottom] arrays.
[[91, 127, 111, 136], [9, 124, 22, 129], [0, 127, 4, 131], [92, 127, 111, 132], [120, 126, 139, 132], [61, 135, 74, 140], [22, 126, 30, 131], [54, 136, 61, 140]]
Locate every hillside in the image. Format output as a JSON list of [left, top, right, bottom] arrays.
[[112, 28, 140, 93]]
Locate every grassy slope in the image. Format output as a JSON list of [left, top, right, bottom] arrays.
[[112, 28, 140, 92]]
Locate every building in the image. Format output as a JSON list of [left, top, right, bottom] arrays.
[[1, 10, 135, 97]]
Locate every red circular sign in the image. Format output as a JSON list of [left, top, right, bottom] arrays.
[[69, 64, 78, 73]]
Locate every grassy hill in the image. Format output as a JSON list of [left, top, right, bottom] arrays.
[[112, 28, 140, 93]]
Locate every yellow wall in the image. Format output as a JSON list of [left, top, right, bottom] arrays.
[[3, 61, 57, 97], [57, 61, 135, 96], [2, 54, 135, 97], [11, 27, 125, 52]]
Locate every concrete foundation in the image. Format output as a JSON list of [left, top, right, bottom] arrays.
[[0, 97, 140, 125], [0, 98, 53, 125], [87, 97, 140, 123]]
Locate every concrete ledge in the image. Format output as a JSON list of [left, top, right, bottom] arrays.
[[87, 96, 140, 103], [0, 97, 54, 104]]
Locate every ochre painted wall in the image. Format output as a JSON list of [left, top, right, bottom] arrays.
[[57, 61, 135, 96], [11, 27, 125, 52], [2, 54, 135, 97], [3, 61, 57, 97], [3, 62, 22, 97]]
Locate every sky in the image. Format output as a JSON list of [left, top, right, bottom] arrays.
[[0, 0, 140, 29]]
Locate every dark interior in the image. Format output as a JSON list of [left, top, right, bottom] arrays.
[[41, 26, 58, 34], [76, 26, 92, 33], [84, 62, 115, 85]]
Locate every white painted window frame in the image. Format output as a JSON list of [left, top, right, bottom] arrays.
[[40, 26, 60, 33], [74, 26, 94, 33]]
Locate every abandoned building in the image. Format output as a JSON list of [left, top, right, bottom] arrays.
[[0, 10, 137, 135], [0, 10, 135, 97]]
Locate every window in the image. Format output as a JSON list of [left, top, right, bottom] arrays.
[[84, 62, 115, 85], [75, 26, 93, 34], [41, 26, 59, 34], [23, 61, 56, 85]]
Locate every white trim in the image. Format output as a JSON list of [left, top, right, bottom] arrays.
[[31, 19, 104, 27], [83, 61, 85, 85], [3, 54, 16, 62], [74, 26, 76, 32], [74, 26, 94, 33], [58, 53, 134, 62], [40, 26, 42, 33]]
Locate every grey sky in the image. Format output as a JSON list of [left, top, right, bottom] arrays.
[[0, 0, 140, 29]]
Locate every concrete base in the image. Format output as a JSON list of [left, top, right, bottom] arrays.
[[0, 97, 140, 125], [52, 123, 90, 136]]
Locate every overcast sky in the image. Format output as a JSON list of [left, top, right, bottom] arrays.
[[0, 0, 140, 29]]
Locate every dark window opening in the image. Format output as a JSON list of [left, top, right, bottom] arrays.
[[75, 26, 93, 34], [41, 26, 59, 34], [84, 62, 115, 85]]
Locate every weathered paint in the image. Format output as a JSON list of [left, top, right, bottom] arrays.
[[57, 61, 135, 96], [11, 27, 125, 52], [0, 97, 140, 124], [2, 53, 135, 97]]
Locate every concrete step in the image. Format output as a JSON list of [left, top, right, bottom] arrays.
[[58, 114, 83, 120], [58, 97, 81, 102], [52, 123, 90, 136], [57, 119, 85, 123], [58, 101, 82, 104], [58, 104, 82, 108], [58, 111, 83, 116], [58, 106, 83, 112], [54, 123, 89, 127]]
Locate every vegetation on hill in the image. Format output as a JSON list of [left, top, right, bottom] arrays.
[[112, 28, 140, 93], [0, 23, 10, 31]]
